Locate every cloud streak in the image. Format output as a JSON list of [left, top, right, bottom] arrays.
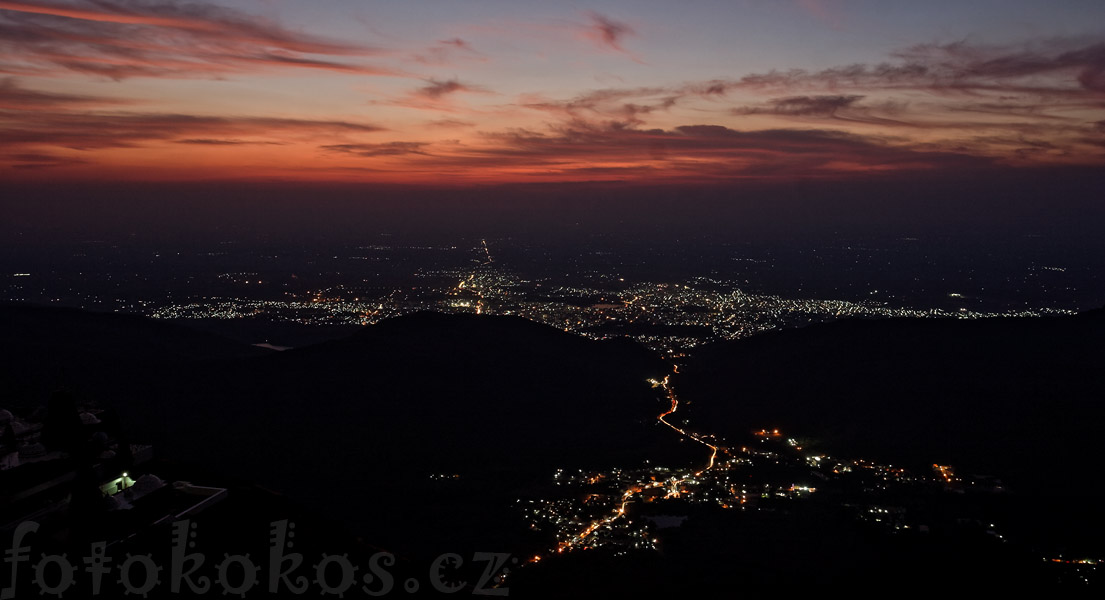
[[321, 142, 430, 157], [6, 150, 87, 169], [726, 38, 1105, 98], [411, 37, 484, 66], [1, 109, 384, 150], [0, 0, 398, 79], [412, 78, 487, 100], [0, 76, 130, 108], [332, 121, 996, 183], [582, 11, 634, 53]]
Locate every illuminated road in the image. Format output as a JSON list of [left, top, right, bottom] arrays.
[[551, 363, 724, 555], [450, 241, 497, 313], [480, 239, 494, 264], [654, 367, 719, 477]]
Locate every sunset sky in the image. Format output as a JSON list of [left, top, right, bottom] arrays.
[[2, 0, 1104, 184]]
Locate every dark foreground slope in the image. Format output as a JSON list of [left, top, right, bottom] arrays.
[[147, 311, 674, 554], [1, 306, 674, 557]]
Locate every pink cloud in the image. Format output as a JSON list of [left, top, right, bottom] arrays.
[[0, 0, 400, 79]]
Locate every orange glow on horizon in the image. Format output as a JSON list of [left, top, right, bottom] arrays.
[[2, 1, 1103, 184]]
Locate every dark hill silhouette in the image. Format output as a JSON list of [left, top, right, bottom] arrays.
[[1, 306, 676, 556], [679, 308, 1105, 478], [0, 303, 269, 411], [0, 303, 269, 362], [677, 306, 1105, 550], [149, 311, 675, 555]]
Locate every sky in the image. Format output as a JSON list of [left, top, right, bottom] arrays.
[[1, 0, 1104, 185]]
